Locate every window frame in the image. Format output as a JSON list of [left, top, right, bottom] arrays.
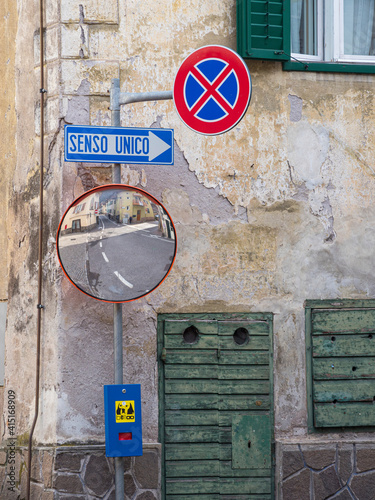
[[237, 0, 375, 74], [293, 0, 375, 64], [289, 0, 375, 70]]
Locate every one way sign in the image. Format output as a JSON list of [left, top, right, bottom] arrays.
[[65, 125, 174, 165]]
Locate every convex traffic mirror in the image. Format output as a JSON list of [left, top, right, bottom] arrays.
[[57, 184, 177, 302]]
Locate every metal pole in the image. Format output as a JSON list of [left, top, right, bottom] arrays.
[[111, 78, 124, 500], [113, 303, 124, 500], [111, 78, 122, 182], [109, 78, 173, 500], [119, 90, 173, 106]]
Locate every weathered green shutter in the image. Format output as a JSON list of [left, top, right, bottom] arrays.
[[158, 313, 274, 499], [237, 0, 290, 60], [306, 301, 375, 430]]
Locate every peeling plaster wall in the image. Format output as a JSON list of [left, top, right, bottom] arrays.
[[4, 0, 375, 456], [2, 0, 61, 445]]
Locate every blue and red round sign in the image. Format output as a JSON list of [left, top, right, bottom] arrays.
[[174, 45, 252, 135]]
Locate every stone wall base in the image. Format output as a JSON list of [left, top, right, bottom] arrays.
[[0, 443, 160, 499], [3, 440, 375, 499], [278, 441, 375, 500]]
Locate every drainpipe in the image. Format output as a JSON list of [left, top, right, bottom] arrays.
[[26, 0, 45, 496]]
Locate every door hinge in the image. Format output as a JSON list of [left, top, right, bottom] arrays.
[[161, 347, 167, 363]]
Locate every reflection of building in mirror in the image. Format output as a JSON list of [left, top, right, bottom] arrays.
[[103, 190, 156, 225], [60, 192, 100, 235]]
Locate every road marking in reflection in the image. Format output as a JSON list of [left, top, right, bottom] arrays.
[[100, 242, 102, 248], [140, 234, 174, 243], [114, 271, 133, 289], [102, 252, 109, 262]]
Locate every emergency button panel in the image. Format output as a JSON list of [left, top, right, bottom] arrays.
[[104, 384, 143, 457]]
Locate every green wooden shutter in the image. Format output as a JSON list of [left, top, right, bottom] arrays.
[[306, 301, 375, 430], [237, 0, 290, 60]]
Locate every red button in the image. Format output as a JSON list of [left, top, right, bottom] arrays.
[[119, 432, 132, 441]]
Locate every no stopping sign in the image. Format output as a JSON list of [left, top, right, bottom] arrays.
[[173, 45, 252, 135]]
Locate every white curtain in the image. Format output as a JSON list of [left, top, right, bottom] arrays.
[[291, 0, 303, 53], [344, 0, 375, 55]]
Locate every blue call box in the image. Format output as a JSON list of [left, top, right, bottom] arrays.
[[104, 384, 143, 457]]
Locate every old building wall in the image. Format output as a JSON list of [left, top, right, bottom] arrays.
[[3, 0, 61, 448], [2, 0, 375, 498]]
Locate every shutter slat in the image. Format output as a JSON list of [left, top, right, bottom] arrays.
[[312, 309, 375, 333], [313, 379, 375, 403], [313, 334, 375, 357], [166, 460, 220, 477], [314, 402, 375, 427], [165, 410, 219, 426], [166, 478, 220, 495], [165, 443, 220, 461], [313, 357, 375, 380]]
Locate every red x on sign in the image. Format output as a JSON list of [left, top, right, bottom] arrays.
[[188, 64, 234, 118], [173, 45, 252, 135]]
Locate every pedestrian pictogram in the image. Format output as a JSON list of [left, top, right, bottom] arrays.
[[115, 400, 135, 423], [173, 45, 251, 135]]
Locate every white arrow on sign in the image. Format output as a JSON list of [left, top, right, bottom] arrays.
[[148, 131, 171, 161]]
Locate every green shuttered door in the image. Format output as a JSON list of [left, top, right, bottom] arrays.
[[158, 313, 274, 499]]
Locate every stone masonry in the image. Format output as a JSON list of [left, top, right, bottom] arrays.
[[0, 444, 160, 499], [280, 442, 375, 500]]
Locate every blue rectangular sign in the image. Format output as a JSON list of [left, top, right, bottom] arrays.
[[104, 384, 143, 457], [65, 125, 174, 165]]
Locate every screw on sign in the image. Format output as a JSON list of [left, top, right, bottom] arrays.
[[173, 45, 252, 135]]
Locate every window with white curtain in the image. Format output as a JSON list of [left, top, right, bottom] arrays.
[[291, 0, 375, 63]]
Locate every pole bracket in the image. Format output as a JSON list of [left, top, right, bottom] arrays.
[[37, 304, 45, 309]]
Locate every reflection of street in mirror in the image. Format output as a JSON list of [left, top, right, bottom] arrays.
[[57, 187, 176, 302]]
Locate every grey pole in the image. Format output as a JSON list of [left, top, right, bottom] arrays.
[[119, 90, 173, 106], [113, 303, 124, 500], [111, 78, 122, 182], [109, 78, 173, 500], [111, 78, 125, 500]]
